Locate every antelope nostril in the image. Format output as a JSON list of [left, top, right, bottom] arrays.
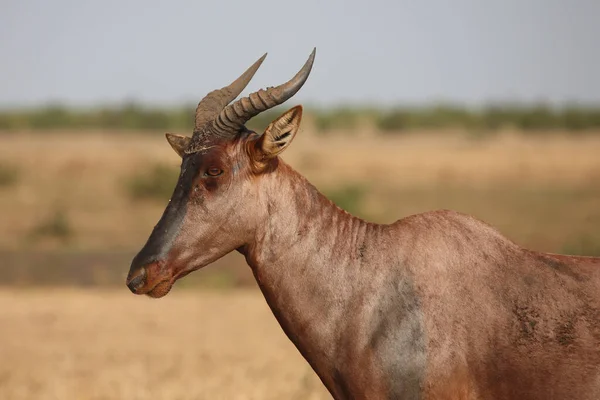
[[126, 268, 147, 293]]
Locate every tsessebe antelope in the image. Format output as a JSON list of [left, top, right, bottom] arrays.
[[126, 49, 600, 399]]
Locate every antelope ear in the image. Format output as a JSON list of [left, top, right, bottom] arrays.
[[255, 105, 303, 160], [165, 133, 191, 158]]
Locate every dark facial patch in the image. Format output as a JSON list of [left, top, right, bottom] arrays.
[[129, 155, 201, 271]]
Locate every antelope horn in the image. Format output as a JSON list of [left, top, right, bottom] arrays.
[[194, 53, 267, 132], [212, 48, 316, 136]]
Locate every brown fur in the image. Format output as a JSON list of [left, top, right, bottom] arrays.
[[126, 106, 600, 399]]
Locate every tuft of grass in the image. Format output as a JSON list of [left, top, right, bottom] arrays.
[[30, 209, 73, 242], [323, 184, 367, 216], [0, 163, 19, 188], [126, 163, 179, 201]]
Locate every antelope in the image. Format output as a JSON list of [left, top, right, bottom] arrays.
[[126, 49, 600, 399]]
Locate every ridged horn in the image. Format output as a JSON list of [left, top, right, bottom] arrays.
[[212, 48, 316, 136], [194, 53, 267, 132]]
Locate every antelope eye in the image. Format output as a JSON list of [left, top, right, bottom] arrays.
[[205, 167, 223, 177]]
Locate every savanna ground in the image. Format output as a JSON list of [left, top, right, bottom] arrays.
[[0, 289, 331, 400], [0, 128, 599, 399]]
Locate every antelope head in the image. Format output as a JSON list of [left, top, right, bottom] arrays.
[[126, 49, 315, 298]]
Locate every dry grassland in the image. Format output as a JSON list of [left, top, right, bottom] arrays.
[[0, 129, 599, 252], [0, 130, 599, 399], [0, 289, 331, 400]]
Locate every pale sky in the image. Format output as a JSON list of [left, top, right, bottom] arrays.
[[1, 0, 599, 108]]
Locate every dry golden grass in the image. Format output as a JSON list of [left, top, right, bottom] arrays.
[[0, 289, 330, 400], [0, 131, 599, 398], [291, 131, 600, 187], [0, 132, 172, 250], [0, 130, 599, 252]]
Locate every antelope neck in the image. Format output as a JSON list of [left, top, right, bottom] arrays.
[[239, 161, 388, 380]]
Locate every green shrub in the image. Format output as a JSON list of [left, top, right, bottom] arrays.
[[126, 164, 179, 201], [375, 105, 480, 132], [0, 163, 19, 187], [30, 209, 73, 241], [2, 103, 600, 133], [324, 184, 367, 215], [29, 105, 73, 129], [375, 109, 413, 132], [313, 107, 360, 132]]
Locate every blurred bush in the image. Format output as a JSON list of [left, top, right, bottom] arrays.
[[2, 102, 600, 134], [126, 163, 179, 201], [245, 108, 283, 132], [30, 209, 73, 242], [0, 102, 196, 132], [313, 107, 361, 132], [376, 103, 600, 133], [0, 163, 19, 187], [376, 104, 479, 132], [323, 184, 367, 216]]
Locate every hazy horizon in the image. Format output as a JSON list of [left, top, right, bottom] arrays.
[[2, 0, 599, 108]]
